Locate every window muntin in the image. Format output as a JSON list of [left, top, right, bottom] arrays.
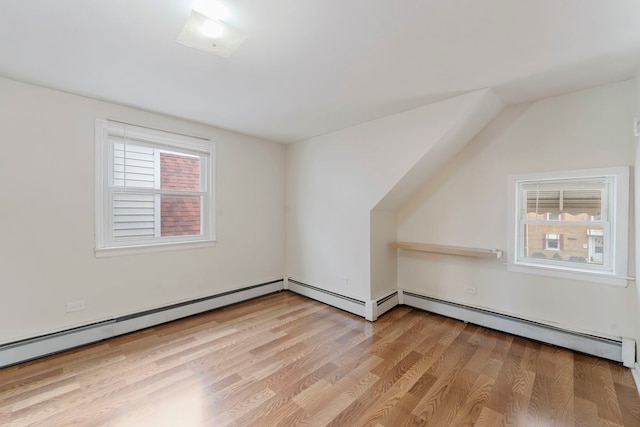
[[508, 167, 629, 286], [96, 120, 215, 255]]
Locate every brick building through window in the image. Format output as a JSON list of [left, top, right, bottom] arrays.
[[160, 152, 201, 237]]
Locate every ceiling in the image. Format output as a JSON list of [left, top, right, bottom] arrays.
[[1, 0, 639, 143]]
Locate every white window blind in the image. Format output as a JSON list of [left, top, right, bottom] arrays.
[[112, 141, 158, 239]]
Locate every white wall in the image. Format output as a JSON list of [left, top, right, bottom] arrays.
[[0, 77, 286, 344], [634, 72, 640, 354], [370, 210, 397, 298], [286, 90, 503, 301], [398, 80, 636, 340]]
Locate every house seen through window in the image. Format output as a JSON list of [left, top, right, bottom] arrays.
[[524, 188, 604, 265]]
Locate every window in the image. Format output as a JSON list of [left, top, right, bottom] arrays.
[[507, 167, 629, 286], [95, 120, 215, 256], [544, 233, 561, 250]]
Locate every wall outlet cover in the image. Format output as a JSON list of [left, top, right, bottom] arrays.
[[464, 286, 477, 295], [66, 300, 86, 313]]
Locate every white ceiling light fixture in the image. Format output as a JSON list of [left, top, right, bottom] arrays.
[[193, 0, 229, 21], [200, 19, 225, 38], [176, 2, 248, 58]]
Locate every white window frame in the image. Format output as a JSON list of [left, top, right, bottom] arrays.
[[507, 166, 629, 287], [95, 119, 216, 257]]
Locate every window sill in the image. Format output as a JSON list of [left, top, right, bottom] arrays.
[[95, 239, 217, 258], [506, 262, 632, 287]]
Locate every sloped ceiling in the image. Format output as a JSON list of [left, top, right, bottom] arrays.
[[373, 89, 504, 211], [0, 0, 639, 143]]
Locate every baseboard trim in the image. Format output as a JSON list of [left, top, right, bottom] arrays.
[[0, 280, 284, 368], [402, 290, 626, 363]]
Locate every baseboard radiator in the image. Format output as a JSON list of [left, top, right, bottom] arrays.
[[0, 280, 284, 369], [286, 279, 398, 321], [287, 279, 367, 317], [376, 291, 400, 320], [402, 291, 633, 366], [2, 281, 631, 369]]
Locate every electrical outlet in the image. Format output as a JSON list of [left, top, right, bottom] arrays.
[[66, 300, 85, 313], [464, 286, 477, 295]]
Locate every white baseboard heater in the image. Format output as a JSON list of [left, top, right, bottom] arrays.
[[287, 279, 367, 317], [402, 291, 633, 366], [0, 280, 284, 369], [286, 279, 399, 321], [2, 281, 632, 370]]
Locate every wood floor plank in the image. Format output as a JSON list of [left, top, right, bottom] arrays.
[[33, 367, 191, 426], [439, 371, 497, 426], [574, 396, 598, 427], [474, 406, 504, 426], [575, 352, 625, 424], [527, 369, 557, 426], [614, 382, 640, 427], [325, 350, 424, 427], [0, 409, 9, 427], [408, 326, 486, 424], [0, 368, 69, 409], [271, 405, 310, 427], [302, 372, 380, 426], [233, 362, 338, 426], [611, 363, 639, 389], [483, 336, 527, 414], [369, 319, 430, 377], [549, 348, 575, 425], [1, 292, 638, 426], [347, 351, 441, 426], [294, 355, 383, 418], [2, 375, 80, 412], [502, 391, 534, 426]]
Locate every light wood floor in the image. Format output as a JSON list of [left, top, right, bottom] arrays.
[[1, 292, 639, 426]]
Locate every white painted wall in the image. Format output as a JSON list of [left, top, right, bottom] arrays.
[[398, 81, 636, 340], [634, 72, 640, 356], [370, 210, 397, 298], [0, 77, 286, 344], [286, 90, 503, 301]]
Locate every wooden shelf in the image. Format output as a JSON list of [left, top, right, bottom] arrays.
[[390, 241, 503, 259]]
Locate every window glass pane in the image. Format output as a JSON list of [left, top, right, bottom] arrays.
[[524, 224, 604, 265], [526, 189, 601, 220], [160, 151, 201, 191], [161, 194, 201, 236]]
